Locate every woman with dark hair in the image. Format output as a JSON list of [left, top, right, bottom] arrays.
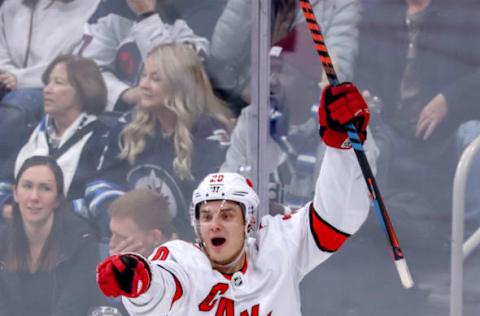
[[0, 0, 100, 121], [0, 54, 111, 227], [0, 155, 99, 316]]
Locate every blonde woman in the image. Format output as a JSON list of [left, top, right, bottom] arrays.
[[92, 43, 233, 240]]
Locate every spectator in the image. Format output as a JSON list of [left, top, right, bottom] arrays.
[[108, 189, 176, 258], [221, 23, 375, 209], [78, 0, 208, 111], [220, 40, 319, 209], [152, 0, 227, 41], [90, 43, 233, 240], [0, 0, 100, 123], [215, 0, 361, 181], [0, 155, 99, 316], [0, 55, 111, 230], [92, 189, 177, 315], [210, 0, 360, 114], [355, 0, 480, 215]]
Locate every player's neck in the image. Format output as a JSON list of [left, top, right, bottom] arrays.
[[213, 251, 246, 275]]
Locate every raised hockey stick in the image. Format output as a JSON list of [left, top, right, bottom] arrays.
[[298, 0, 414, 289]]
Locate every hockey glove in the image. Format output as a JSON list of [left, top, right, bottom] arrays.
[[318, 83, 370, 149], [97, 253, 151, 298]]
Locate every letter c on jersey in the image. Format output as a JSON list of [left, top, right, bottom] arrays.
[[198, 283, 229, 311]]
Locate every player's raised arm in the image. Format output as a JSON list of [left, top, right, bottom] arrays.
[[267, 82, 375, 278], [313, 83, 373, 236]]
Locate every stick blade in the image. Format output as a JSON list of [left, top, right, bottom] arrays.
[[394, 258, 415, 289]]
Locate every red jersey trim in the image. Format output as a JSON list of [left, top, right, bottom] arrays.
[[171, 274, 183, 308], [158, 266, 184, 309], [309, 203, 350, 252], [221, 255, 248, 280]]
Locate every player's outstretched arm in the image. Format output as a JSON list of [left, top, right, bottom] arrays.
[[97, 251, 187, 315], [314, 83, 373, 235]]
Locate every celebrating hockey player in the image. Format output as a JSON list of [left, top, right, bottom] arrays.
[[96, 83, 374, 315]]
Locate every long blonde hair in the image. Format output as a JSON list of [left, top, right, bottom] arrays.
[[119, 43, 232, 180]]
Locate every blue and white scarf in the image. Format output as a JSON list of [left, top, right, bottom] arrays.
[[14, 113, 97, 196]]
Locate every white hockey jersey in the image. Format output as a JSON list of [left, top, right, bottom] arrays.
[[123, 146, 374, 315]]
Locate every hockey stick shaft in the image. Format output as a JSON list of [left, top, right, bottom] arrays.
[[298, 0, 414, 288]]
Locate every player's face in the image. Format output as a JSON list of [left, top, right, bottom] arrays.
[[138, 55, 170, 111], [14, 165, 59, 227], [43, 62, 81, 119], [198, 200, 245, 266]]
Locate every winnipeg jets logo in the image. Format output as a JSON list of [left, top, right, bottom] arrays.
[[127, 164, 186, 218]]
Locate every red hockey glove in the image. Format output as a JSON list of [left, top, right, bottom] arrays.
[[318, 83, 370, 149], [97, 253, 151, 298]]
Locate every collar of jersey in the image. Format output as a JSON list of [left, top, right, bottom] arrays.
[[220, 255, 249, 280]]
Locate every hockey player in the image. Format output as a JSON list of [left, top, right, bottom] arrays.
[[96, 83, 373, 315]]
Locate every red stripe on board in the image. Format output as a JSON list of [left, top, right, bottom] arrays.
[[309, 204, 350, 252]]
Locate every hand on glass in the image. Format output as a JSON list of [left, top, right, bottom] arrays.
[[416, 93, 448, 140]]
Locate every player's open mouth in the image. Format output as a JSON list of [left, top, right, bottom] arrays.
[[211, 237, 226, 247]]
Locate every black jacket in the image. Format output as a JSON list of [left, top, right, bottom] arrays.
[[0, 212, 100, 316]]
